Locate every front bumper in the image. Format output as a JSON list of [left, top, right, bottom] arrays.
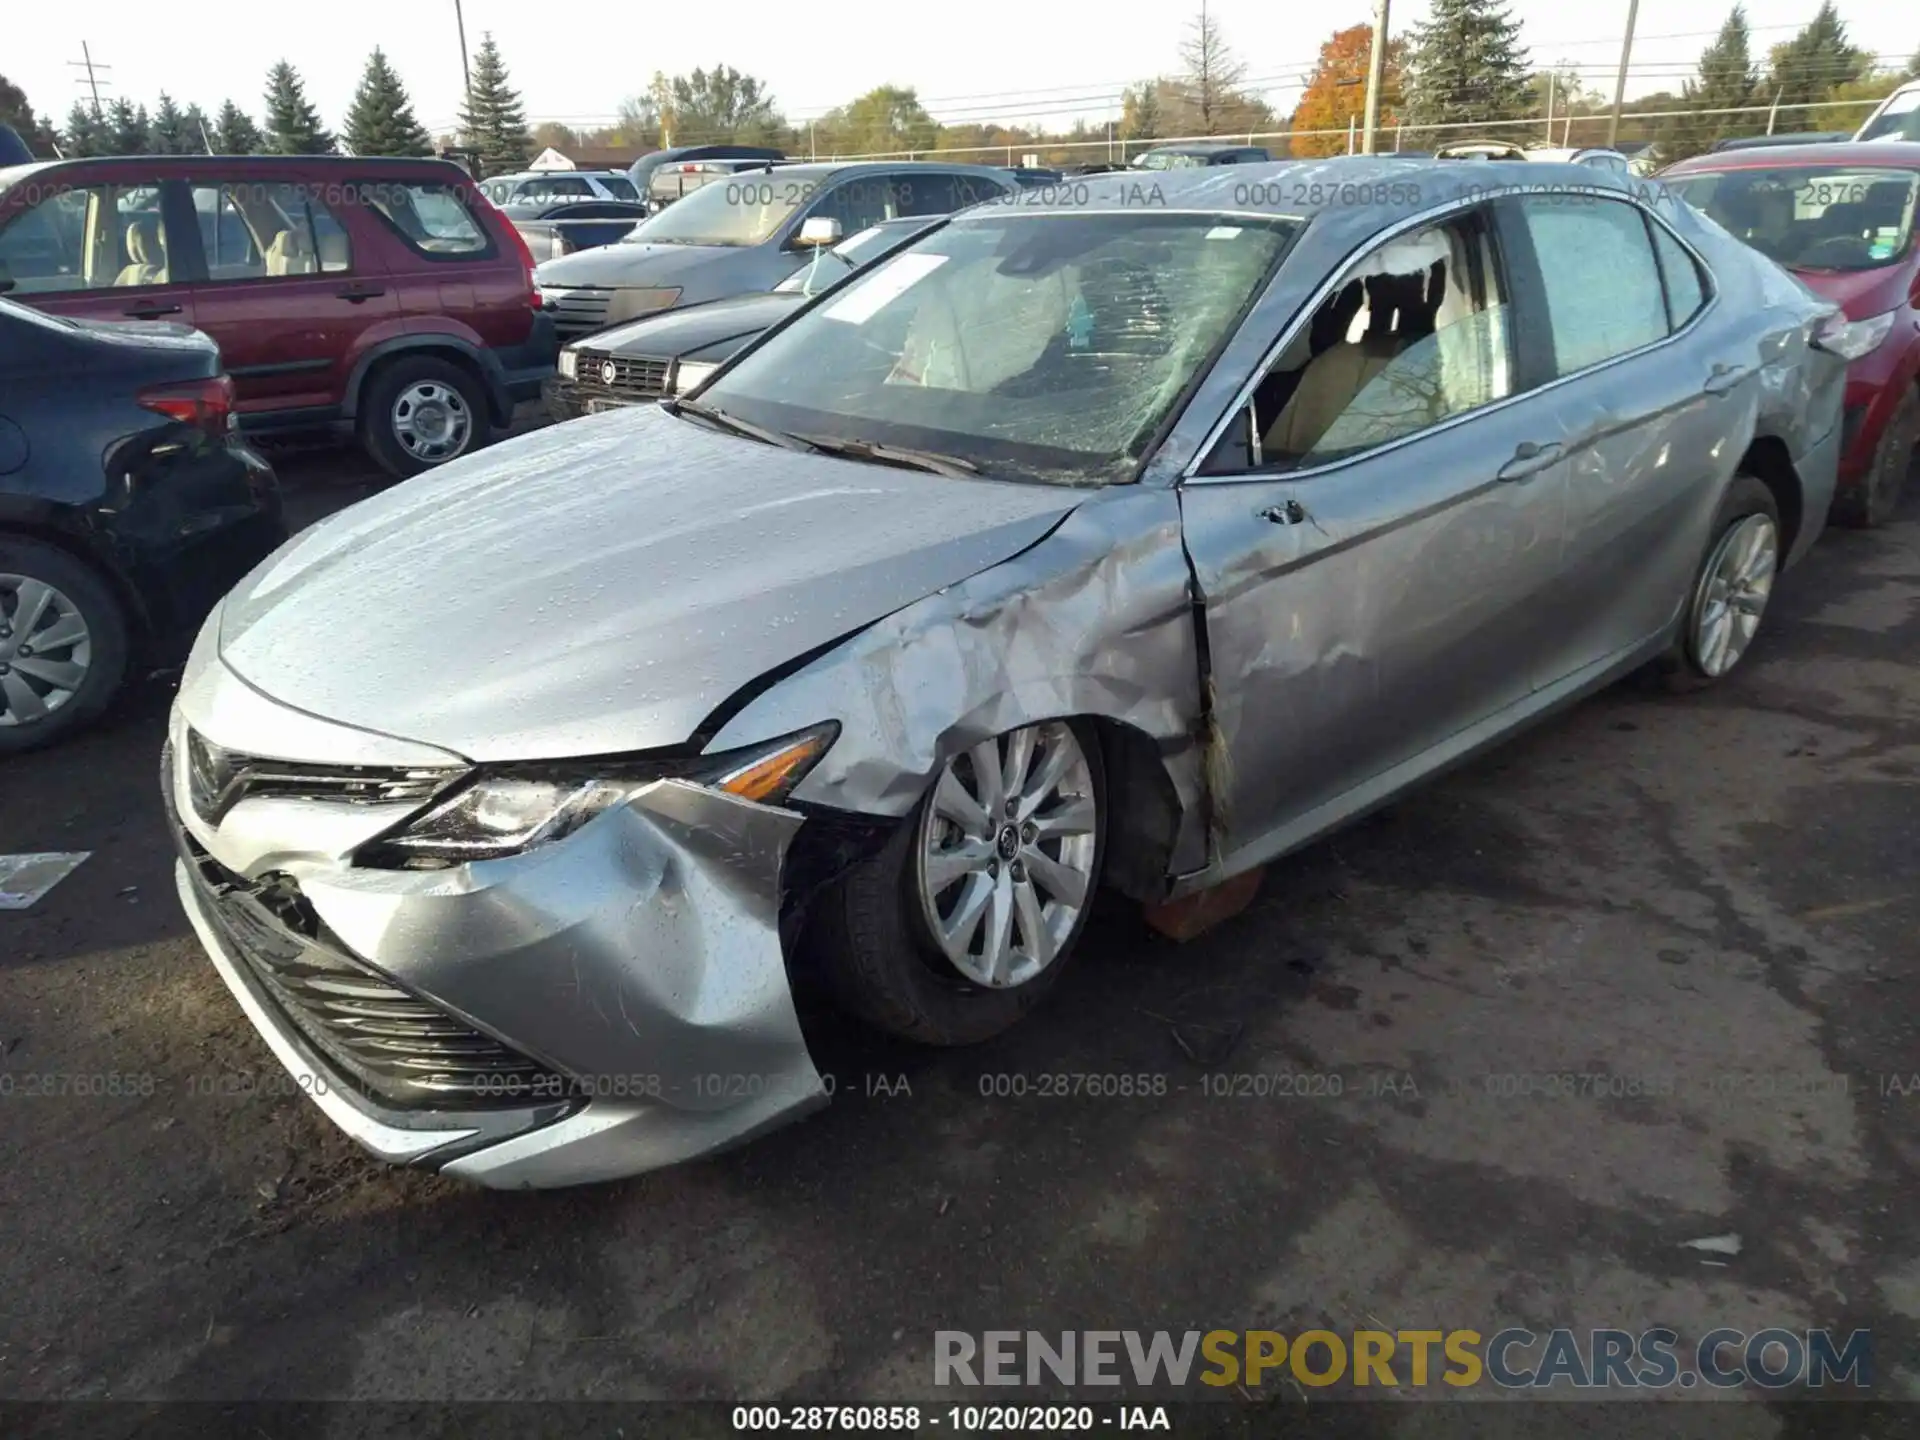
[[164, 677, 828, 1189]]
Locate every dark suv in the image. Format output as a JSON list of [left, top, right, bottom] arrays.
[[0, 155, 557, 477]]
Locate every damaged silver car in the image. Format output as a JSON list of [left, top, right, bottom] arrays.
[[165, 162, 1848, 1187]]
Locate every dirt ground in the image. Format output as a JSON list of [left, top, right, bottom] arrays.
[[1, 429, 1916, 1436]]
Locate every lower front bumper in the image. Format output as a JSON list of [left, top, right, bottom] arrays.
[[171, 746, 829, 1188]]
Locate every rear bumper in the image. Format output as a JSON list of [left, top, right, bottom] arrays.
[[495, 312, 560, 406]]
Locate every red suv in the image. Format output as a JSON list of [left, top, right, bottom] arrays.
[[0, 155, 557, 477], [1663, 144, 1920, 527]]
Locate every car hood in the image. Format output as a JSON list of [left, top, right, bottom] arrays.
[[1786, 261, 1915, 320], [216, 405, 1082, 762], [579, 293, 802, 360], [535, 241, 749, 288]]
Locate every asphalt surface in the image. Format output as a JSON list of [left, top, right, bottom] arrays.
[[1, 425, 1916, 1434]]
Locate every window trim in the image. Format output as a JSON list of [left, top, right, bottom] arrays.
[[1180, 187, 1719, 490]]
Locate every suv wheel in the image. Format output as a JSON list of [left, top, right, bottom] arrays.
[[0, 538, 130, 754], [361, 356, 491, 479]]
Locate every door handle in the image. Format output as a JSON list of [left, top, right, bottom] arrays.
[[1703, 364, 1750, 397], [1260, 499, 1307, 526], [1496, 441, 1562, 483], [335, 284, 387, 303], [123, 302, 182, 318]]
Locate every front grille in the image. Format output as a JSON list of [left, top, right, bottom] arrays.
[[573, 351, 671, 400], [545, 286, 616, 339], [184, 728, 464, 826], [166, 748, 562, 1111]]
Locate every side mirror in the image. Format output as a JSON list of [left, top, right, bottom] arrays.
[[795, 216, 843, 249]]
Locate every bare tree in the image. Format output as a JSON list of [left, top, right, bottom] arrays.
[[1180, 2, 1247, 135]]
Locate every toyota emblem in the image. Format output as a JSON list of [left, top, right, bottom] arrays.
[[600, 360, 619, 387]]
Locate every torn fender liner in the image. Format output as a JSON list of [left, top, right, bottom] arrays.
[[282, 780, 826, 1188]]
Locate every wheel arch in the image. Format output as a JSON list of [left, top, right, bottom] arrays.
[[0, 516, 150, 642], [1738, 433, 1805, 558], [343, 337, 510, 429]]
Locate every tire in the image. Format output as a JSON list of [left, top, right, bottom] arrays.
[[359, 355, 491, 480], [0, 538, 130, 754], [1654, 474, 1781, 694], [1831, 385, 1918, 530], [810, 719, 1108, 1046]]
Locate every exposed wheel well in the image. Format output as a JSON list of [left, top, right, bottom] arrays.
[[1084, 715, 1183, 903], [1739, 435, 1804, 556]]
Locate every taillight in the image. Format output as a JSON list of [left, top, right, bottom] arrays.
[[139, 375, 235, 434]]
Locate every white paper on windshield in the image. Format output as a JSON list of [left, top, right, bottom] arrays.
[[1206, 226, 1243, 239], [822, 253, 949, 325]]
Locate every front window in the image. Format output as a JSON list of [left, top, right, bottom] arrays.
[[0, 182, 170, 292], [1666, 166, 1919, 272], [1857, 88, 1920, 143], [699, 211, 1298, 485], [624, 174, 803, 247]]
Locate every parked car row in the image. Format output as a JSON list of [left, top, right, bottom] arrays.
[[150, 159, 1887, 1188]]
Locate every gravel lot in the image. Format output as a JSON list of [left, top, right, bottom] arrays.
[[1, 424, 1916, 1434]]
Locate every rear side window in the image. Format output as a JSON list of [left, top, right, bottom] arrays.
[[599, 175, 639, 200], [364, 181, 492, 258], [1650, 221, 1708, 329], [192, 182, 351, 280], [1515, 195, 1669, 376]]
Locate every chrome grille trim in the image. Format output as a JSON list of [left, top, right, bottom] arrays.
[[184, 727, 466, 825], [572, 351, 672, 400]]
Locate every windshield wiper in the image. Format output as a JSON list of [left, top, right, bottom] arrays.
[[663, 397, 818, 452], [799, 434, 981, 478]]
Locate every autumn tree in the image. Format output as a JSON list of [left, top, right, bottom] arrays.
[[821, 85, 935, 155], [1290, 26, 1407, 157], [665, 66, 783, 146]]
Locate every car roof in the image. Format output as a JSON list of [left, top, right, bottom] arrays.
[[717, 159, 1013, 180], [7, 154, 474, 181], [1665, 141, 1920, 173], [975, 156, 1639, 221]]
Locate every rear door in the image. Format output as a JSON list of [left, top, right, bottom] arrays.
[[0, 173, 195, 328], [1492, 192, 1736, 679], [361, 176, 527, 353], [182, 178, 397, 423]]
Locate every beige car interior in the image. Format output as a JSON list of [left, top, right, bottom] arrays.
[[115, 216, 168, 287]]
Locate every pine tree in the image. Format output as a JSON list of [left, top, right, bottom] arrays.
[[181, 103, 212, 154], [1403, 0, 1532, 133], [263, 61, 334, 155], [458, 34, 533, 174], [149, 92, 190, 154], [344, 48, 434, 157], [214, 99, 264, 155], [62, 101, 104, 157], [1764, 2, 1868, 117], [1660, 6, 1759, 164], [103, 98, 151, 156]]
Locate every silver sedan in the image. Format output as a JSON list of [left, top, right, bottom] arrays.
[[165, 161, 1851, 1187]]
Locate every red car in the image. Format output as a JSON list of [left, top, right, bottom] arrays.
[[0, 155, 556, 478], [1662, 143, 1920, 527]]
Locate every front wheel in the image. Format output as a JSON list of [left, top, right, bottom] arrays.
[[1831, 385, 1918, 530], [1655, 475, 1781, 693], [811, 719, 1106, 1046]]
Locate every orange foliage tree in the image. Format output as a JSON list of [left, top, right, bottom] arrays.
[[1289, 25, 1408, 157]]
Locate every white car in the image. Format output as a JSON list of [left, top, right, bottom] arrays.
[[1855, 81, 1920, 143]]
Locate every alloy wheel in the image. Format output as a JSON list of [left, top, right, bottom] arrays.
[[0, 574, 93, 727], [915, 721, 1099, 990], [391, 379, 473, 464], [1690, 513, 1778, 678]]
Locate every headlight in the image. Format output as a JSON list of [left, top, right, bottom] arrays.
[[358, 723, 838, 868], [1812, 308, 1898, 361], [673, 360, 718, 395], [622, 286, 682, 315], [558, 348, 578, 379]]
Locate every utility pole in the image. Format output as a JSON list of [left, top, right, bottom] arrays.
[[1766, 87, 1782, 135], [1360, 0, 1390, 155], [67, 43, 109, 117], [453, 0, 473, 126], [1606, 0, 1639, 148]]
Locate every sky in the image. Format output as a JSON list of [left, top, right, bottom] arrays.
[[7, 0, 1914, 143]]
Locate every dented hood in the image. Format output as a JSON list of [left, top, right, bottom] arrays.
[[217, 405, 1081, 761]]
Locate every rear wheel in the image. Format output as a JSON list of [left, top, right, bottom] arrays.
[[1655, 475, 1780, 693], [0, 538, 129, 754], [812, 719, 1106, 1046], [360, 356, 491, 479], [1831, 385, 1918, 530]]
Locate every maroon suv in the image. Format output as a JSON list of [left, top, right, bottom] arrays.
[[0, 155, 557, 477]]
